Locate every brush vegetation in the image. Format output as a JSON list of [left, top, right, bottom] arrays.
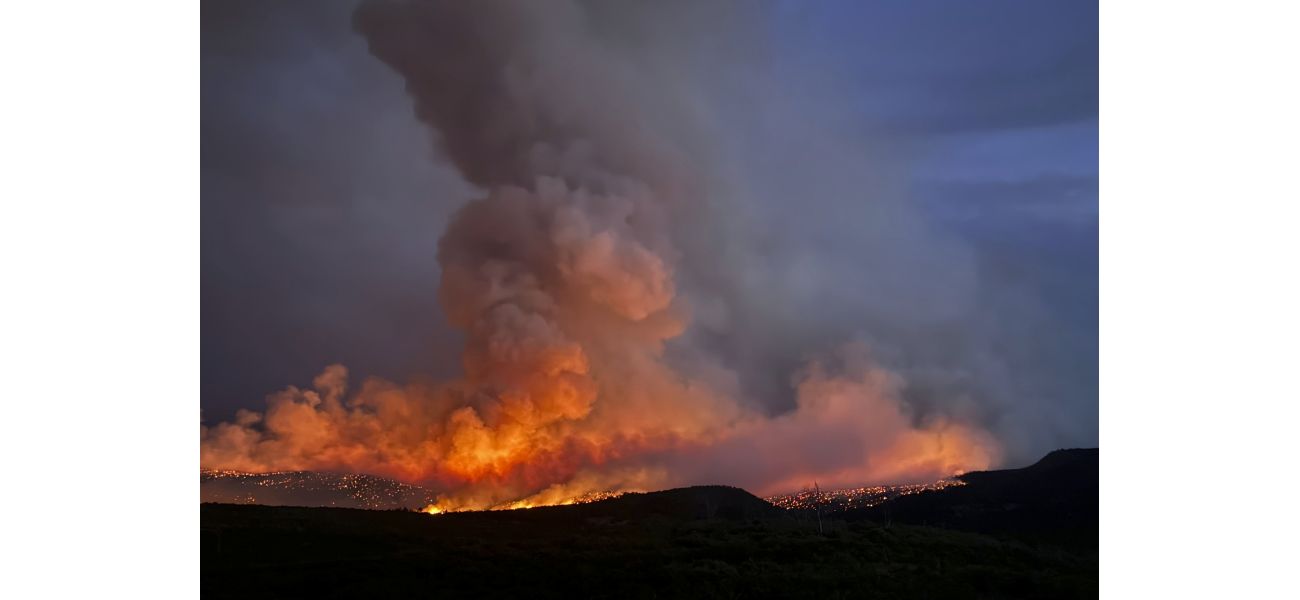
[[202, 453, 1098, 599]]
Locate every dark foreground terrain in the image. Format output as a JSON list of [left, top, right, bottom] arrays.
[[202, 451, 1097, 599]]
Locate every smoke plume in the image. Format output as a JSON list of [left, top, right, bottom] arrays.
[[201, 0, 1002, 509]]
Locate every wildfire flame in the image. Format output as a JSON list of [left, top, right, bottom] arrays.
[[199, 0, 1002, 512]]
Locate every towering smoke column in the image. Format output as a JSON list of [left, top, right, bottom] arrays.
[[200, 0, 1000, 510]]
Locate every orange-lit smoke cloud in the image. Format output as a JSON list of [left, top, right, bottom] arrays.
[[200, 0, 1001, 509]]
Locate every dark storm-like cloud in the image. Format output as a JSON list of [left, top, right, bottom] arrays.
[[202, 0, 470, 420], [202, 0, 1098, 481], [201, 0, 1003, 508]]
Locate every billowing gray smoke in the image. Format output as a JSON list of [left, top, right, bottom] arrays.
[[202, 0, 1089, 510]]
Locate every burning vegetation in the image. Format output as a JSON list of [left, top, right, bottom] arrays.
[[765, 479, 967, 513], [200, 0, 1000, 511]]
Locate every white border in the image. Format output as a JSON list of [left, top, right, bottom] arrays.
[[3, 0, 1298, 597], [0, 1, 198, 598], [1102, 0, 1300, 597]]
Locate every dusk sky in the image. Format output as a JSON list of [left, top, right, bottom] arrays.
[[202, 0, 1097, 490]]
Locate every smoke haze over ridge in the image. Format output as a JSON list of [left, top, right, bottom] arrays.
[[201, 0, 1096, 508]]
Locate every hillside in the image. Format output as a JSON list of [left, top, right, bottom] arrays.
[[203, 479, 1096, 599], [200, 470, 437, 510], [201, 452, 1098, 597], [843, 448, 1099, 550], [554, 485, 777, 520]]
